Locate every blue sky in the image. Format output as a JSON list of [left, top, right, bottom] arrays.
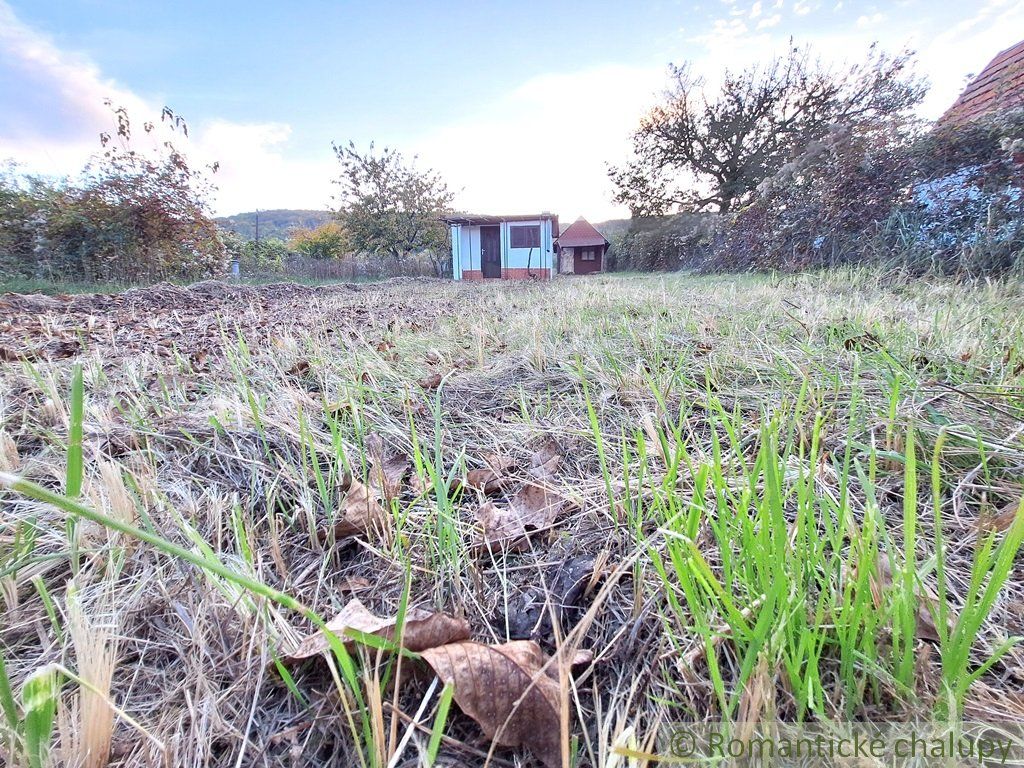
[[2, 0, 1022, 220]]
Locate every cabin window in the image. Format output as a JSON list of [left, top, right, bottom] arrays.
[[581, 249, 596, 261], [510, 225, 541, 249]]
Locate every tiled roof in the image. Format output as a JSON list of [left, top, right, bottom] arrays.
[[941, 39, 1024, 124], [557, 217, 608, 248]]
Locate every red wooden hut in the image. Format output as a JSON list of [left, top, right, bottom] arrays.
[[556, 217, 609, 275]]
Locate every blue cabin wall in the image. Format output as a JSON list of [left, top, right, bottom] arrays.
[[450, 218, 555, 280]]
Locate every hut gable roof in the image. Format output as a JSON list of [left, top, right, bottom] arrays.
[[941, 39, 1024, 124], [557, 217, 609, 248]]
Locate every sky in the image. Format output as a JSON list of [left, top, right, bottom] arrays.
[[1, 0, 1023, 221]]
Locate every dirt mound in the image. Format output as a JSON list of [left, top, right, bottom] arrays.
[[0, 276, 456, 366], [186, 280, 256, 300], [255, 281, 358, 302], [0, 292, 69, 314]]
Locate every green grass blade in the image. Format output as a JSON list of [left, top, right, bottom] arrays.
[[66, 364, 84, 498], [427, 681, 455, 766]]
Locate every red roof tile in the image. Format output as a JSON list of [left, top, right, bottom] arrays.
[[557, 217, 608, 248], [941, 39, 1024, 124]]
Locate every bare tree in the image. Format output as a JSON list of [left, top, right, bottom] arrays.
[[609, 44, 926, 215]]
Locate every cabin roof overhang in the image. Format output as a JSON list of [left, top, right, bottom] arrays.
[[442, 213, 557, 226]]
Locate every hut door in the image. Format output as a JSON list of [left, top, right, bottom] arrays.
[[480, 226, 501, 278]]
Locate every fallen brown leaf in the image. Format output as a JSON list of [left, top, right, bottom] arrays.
[[843, 332, 881, 351], [337, 577, 372, 594], [476, 482, 573, 553], [47, 339, 82, 359], [287, 360, 311, 378], [461, 468, 511, 494], [365, 433, 410, 503], [529, 438, 563, 479], [871, 554, 947, 643], [476, 502, 527, 552], [451, 453, 515, 495], [981, 498, 1024, 533], [420, 640, 577, 768], [324, 400, 352, 417], [485, 452, 515, 472], [418, 372, 443, 389], [512, 482, 572, 523], [286, 598, 470, 661], [408, 473, 430, 496], [404, 394, 429, 416], [0, 346, 34, 362], [319, 479, 386, 541]]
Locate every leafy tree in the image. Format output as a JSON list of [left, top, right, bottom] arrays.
[[76, 102, 225, 280], [609, 44, 926, 215], [288, 221, 349, 260], [222, 231, 288, 274], [0, 165, 53, 278], [1, 103, 225, 283], [332, 142, 454, 276]]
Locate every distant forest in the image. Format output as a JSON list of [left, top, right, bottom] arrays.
[[215, 209, 333, 240]]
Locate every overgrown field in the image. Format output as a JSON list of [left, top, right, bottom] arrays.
[[2, 271, 1024, 767]]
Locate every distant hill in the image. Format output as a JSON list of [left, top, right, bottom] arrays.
[[592, 218, 631, 240], [215, 209, 334, 241], [558, 217, 632, 241]]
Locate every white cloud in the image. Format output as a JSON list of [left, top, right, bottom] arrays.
[[0, 1, 332, 215], [916, 0, 1024, 118], [855, 13, 886, 28], [5, 0, 1024, 222], [191, 122, 333, 215], [691, 0, 1024, 123], [415, 64, 663, 222], [0, 2, 147, 166], [691, 17, 754, 48], [0, 0, 642, 219]]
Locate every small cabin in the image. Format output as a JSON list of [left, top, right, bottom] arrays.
[[445, 213, 559, 280], [556, 217, 609, 274]]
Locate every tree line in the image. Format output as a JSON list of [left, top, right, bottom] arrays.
[[1, 104, 224, 284], [608, 43, 1024, 276], [1, 108, 456, 285], [4, 40, 1022, 286]]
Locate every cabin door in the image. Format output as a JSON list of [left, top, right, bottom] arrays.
[[480, 226, 501, 278]]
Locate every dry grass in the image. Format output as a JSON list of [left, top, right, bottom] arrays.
[[1, 270, 1024, 766], [60, 583, 121, 768]]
